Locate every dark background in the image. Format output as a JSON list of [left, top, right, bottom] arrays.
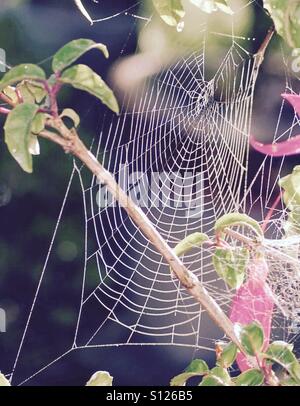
[[0, 0, 299, 386]]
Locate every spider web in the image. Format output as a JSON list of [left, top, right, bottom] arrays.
[[6, 1, 300, 385]]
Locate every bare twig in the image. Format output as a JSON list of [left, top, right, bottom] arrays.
[[40, 118, 243, 350]]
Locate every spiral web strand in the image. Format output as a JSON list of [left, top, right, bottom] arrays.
[[8, 3, 300, 385]]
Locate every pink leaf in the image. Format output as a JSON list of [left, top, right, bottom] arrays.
[[229, 258, 274, 371], [249, 134, 300, 157], [250, 93, 300, 157], [282, 93, 300, 116]]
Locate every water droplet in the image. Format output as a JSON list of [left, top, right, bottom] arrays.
[[176, 20, 184, 33]]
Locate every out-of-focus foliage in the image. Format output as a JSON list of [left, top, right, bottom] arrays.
[[264, 0, 300, 51]]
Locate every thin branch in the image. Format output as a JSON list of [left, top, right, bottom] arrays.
[[253, 26, 275, 75], [45, 117, 243, 351]]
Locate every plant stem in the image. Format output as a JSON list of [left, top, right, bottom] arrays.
[[39, 118, 243, 351], [262, 192, 283, 233], [0, 106, 10, 115]]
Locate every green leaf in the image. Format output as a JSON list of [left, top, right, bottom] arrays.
[[60, 108, 80, 127], [199, 367, 232, 386], [27, 112, 46, 156], [31, 112, 46, 134], [216, 342, 238, 368], [173, 232, 209, 257], [17, 81, 47, 104], [86, 371, 113, 386], [279, 166, 300, 211], [215, 213, 263, 239], [190, 0, 233, 15], [0, 64, 46, 91], [235, 369, 264, 386], [170, 359, 209, 386], [0, 373, 10, 386], [265, 341, 300, 384], [4, 103, 39, 173], [279, 166, 300, 234], [60, 64, 119, 114], [264, 0, 300, 49], [152, 0, 185, 26], [170, 372, 203, 386], [52, 39, 109, 72], [237, 322, 264, 356], [212, 247, 249, 289], [185, 359, 209, 374]]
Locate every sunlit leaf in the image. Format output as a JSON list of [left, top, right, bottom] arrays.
[[152, 0, 185, 26], [214, 213, 263, 239], [0, 373, 10, 386], [173, 232, 209, 257], [86, 371, 113, 386], [60, 64, 119, 113], [52, 39, 108, 72], [0, 64, 46, 91], [235, 369, 264, 386], [4, 103, 39, 173]]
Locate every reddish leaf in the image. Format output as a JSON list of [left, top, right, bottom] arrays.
[[249, 134, 300, 157], [282, 93, 300, 116], [250, 93, 300, 157], [230, 258, 274, 371]]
